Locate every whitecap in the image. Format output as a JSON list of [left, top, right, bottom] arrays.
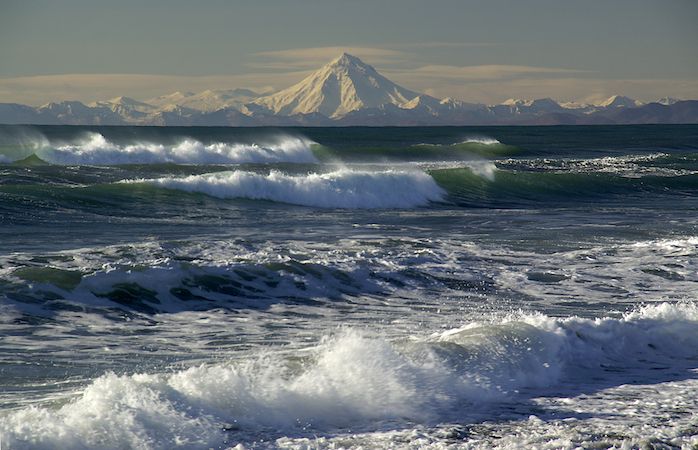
[[458, 137, 501, 145], [2, 302, 697, 449], [138, 168, 446, 209], [37, 132, 318, 165]]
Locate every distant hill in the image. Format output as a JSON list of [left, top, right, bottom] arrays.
[[1, 54, 696, 126]]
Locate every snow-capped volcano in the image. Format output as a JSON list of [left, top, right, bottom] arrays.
[[252, 53, 421, 118]]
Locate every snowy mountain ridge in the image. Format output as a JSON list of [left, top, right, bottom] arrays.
[[0, 54, 695, 125]]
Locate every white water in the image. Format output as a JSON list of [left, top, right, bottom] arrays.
[[500, 152, 698, 177], [139, 168, 446, 208], [2, 233, 698, 448], [415, 136, 502, 148], [34, 132, 318, 165], [458, 137, 501, 145], [1, 302, 697, 450], [5, 235, 698, 319], [3, 125, 698, 450], [464, 160, 497, 180]]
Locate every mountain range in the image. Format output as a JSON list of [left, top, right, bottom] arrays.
[[1, 53, 697, 126]]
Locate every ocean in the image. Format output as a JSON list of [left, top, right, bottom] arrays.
[[0, 124, 697, 449]]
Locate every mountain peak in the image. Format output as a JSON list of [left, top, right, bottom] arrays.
[[106, 96, 152, 107], [331, 52, 363, 66], [503, 98, 529, 106], [597, 95, 643, 108], [109, 96, 134, 104], [324, 53, 376, 77], [252, 53, 419, 118], [657, 97, 681, 106]]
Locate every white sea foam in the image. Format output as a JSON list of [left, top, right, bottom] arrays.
[[458, 137, 501, 145], [37, 132, 318, 165], [140, 169, 446, 208], [466, 160, 497, 181], [3, 237, 698, 448], [1, 302, 697, 449], [416, 136, 502, 147], [500, 152, 696, 177]]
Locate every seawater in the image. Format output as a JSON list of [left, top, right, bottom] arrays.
[[1, 124, 697, 449]]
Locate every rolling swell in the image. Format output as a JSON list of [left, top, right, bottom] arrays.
[[1, 126, 697, 211], [3, 163, 697, 212], [311, 140, 519, 162], [0, 127, 521, 166], [132, 163, 698, 209], [1, 170, 447, 216], [3, 254, 390, 315], [430, 165, 698, 207], [1, 302, 696, 449]]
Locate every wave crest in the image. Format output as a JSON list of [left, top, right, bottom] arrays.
[[458, 137, 501, 145], [37, 132, 318, 165], [140, 169, 446, 209]]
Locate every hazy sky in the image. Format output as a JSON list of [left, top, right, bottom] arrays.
[[1, 0, 697, 105]]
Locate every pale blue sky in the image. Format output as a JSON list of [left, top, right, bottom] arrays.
[[1, 0, 697, 104]]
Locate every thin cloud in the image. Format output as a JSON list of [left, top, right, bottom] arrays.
[[393, 64, 589, 82], [0, 72, 310, 106], [0, 66, 695, 106], [393, 41, 496, 49], [250, 44, 497, 70], [388, 75, 698, 104], [251, 46, 408, 70]]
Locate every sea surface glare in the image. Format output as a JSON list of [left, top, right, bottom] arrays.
[[1, 124, 697, 449]]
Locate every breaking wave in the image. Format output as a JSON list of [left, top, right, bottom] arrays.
[[2, 158, 696, 211], [138, 169, 446, 209], [1, 302, 696, 449], [458, 137, 501, 145], [34, 132, 318, 165]]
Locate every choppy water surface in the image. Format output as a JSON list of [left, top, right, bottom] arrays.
[[1, 124, 697, 449]]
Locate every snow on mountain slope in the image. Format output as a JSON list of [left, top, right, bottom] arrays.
[[252, 53, 420, 118], [36, 101, 125, 125], [91, 96, 155, 112], [0, 51, 694, 126], [596, 95, 644, 108], [498, 98, 564, 115], [147, 91, 196, 108], [147, 89, 261, 112], [89, 97, 156, 122], [657, 97, 681, 106]]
